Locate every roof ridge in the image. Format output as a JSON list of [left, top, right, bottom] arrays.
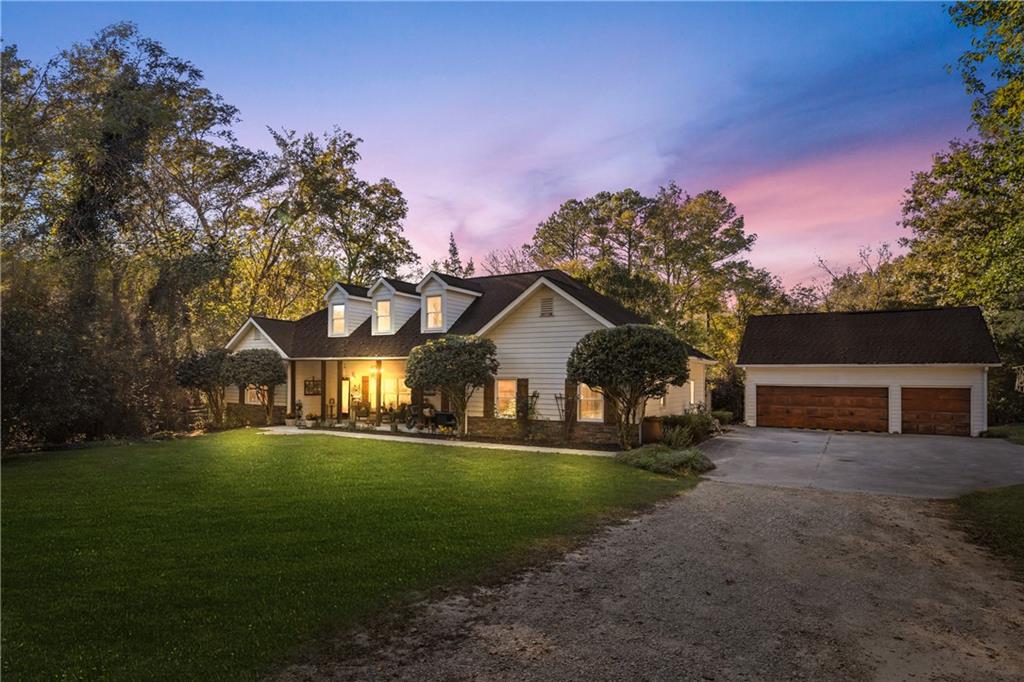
[[465, 268, 566, 281], [750, 305, 980, 319]]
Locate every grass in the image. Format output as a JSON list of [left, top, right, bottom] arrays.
[[956, 485, 1024, 578], [982, 423, 1024, 445], [1, 429, 688, 680]]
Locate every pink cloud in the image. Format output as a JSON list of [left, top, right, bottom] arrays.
[[722, 140, 939, 286]]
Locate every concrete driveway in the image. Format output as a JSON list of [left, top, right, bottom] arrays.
[[700, 426, 1024, 498]]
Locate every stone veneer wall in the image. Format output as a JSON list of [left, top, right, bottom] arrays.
[[467, 417, 619, 447], [226, 403, 286, 427]]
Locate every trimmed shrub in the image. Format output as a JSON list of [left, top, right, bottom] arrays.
[[615, 444, 716, 476], [662, 411, 717, 444], [711, 410, 734, 425], [662, 424, 694, 449]]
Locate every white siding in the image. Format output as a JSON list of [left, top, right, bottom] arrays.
[[467, 283, 604, 420], [327, 290, 371, 336], [232, 325, 276, 352], [225, 381, 287, 406], [372, 292, 418, 335], [445, 290, 476, 330], [743, 365, 988, 436], [418, 280, 476, 332], [643, 360, 710, 417]]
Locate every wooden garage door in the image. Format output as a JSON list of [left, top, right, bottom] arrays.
[[901, 388, 970, 436], [756, 386, 889, 432]]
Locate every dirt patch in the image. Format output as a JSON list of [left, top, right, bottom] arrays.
[[278, 481, 1024, 681]]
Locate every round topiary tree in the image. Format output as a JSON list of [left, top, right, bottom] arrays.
[[175, 348, 232, 427], [405, 335, 499, 436], [567, 324, 689, 449], [224, 349, 287, 425]]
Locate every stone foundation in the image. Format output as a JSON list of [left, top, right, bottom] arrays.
[[226, 403, 286, 427], [467, 417, 620, 447]]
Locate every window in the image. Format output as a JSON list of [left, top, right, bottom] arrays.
[[539, 296, 554, 317], [496, 378, 517, 419], [578, 384, 603, 421], [331, 304, 345, 335], [426, 295, 443, 329], [376, 299, 391, 333], [246, 385, 266, 404], [381, 375, 412, 410]]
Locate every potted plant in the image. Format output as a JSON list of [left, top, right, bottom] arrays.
[[284, 412, 296, 427]]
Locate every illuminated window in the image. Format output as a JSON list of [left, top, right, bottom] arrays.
[[382, 375, 412, 410], [426, 295, 443, 329], [578, 384, 603, 421], [331, 304, 345, 335], [376, 299, 391, 333], [496, 378, 517, 419], [246, 385, 266, 404]]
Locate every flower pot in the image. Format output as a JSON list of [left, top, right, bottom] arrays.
[[284, 418, 296, 427]]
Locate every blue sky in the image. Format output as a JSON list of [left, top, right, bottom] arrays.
[[2, 2, 975, 284]]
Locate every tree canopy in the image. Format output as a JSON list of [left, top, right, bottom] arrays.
[[404, 336, 499, 435], [566, 325, 689, 448]]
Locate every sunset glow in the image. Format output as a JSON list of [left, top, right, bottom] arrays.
[[3, 2, 973, 285]]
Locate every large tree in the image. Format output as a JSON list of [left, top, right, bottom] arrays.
[[949, 1, 1023, 136], [566, 325, 689, 449], [431, 232, 475, 277], [0, 24, 421, 448], [405, 336, 499, 435], [273, 128, 418, 286], [532, 184, 758, 350]]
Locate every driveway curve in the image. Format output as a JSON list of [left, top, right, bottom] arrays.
[[279, 481, 1024, 681]]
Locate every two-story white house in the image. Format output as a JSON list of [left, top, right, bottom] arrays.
[[224, 269, 714, 444]]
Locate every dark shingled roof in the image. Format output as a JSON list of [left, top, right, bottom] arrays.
[[381, 277, 418, 295], [243, 269, 711, 360], [737, 306, 999, 366], [333, 283, 370, 298], [431, 271, 484, 293]]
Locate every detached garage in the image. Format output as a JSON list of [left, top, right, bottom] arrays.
[[738, 307, 1000, 437]]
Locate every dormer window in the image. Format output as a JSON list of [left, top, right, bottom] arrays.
[[376, 299, 391, 333], [426, 295, 443, 330], [331, 304, 345, 335]]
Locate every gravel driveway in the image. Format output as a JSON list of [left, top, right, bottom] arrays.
[[279, 482, 1024, 681]]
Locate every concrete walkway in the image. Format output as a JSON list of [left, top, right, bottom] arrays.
[[260, 425, 615, 457]]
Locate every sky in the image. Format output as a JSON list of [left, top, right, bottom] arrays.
[[2, 2, 976, 286]]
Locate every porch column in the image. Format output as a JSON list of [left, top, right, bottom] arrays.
[[320, 360, 327, 418], [337, 360, 343, 419], [375, 359, 383, 425], [289, 360, 297, 415]]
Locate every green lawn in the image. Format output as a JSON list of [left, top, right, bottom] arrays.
[[2, 430, 687, 680], [982, 423, 1024, 445], [957, 485, 1024, 578]]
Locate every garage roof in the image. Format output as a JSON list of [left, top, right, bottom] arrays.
[[737, 306, 1000, 365]]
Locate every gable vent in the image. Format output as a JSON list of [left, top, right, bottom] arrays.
[[540, 297, 554, 317]]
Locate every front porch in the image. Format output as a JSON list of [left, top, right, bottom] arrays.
[[287, 358, 446, 424]]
